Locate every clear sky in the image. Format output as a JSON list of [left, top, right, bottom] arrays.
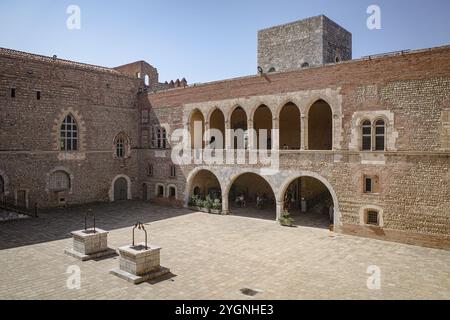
[[0, 0, 449, 84]]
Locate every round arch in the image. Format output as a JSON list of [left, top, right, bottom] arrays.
[[225, 171, 277, 218], [109, 174, 132, 202], [277, 171, 340, 226], [184, 167, 223, 206]]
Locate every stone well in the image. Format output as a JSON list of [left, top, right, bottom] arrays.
[[110, 243, 170, 284], [64, 228, 115, 261]]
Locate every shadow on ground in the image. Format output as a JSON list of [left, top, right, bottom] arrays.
[[0, 201, 191, 250], [229, 205, 330, 229]]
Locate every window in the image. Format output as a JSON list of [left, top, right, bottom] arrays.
[[116, 137, 125, 158], [301, 62, 309, 68], [362, 120, 372, 151], [375, 120, 385, 151], [268, 67, 276, 73], [141, 129, 149, 148], [144, 74, 150, 87], [157, 185, 164, 197], [170, 165, 176, 178], [36, 91, 41, 100], [60, 114, 78, 151], [114, 133, 129, 158], [169, 186, 176, 198], [49, 171, 70, 192], [363, 175, 379, 194], [366, 211, 379, 226], [147, 164, 153, 177], [10, 88, 15, 98], [141, 110, 149, 124], [365, 177, 373, 193], [151, 126, 168, 149]]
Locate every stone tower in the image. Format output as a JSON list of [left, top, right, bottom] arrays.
[[257, 15, 352, 73]]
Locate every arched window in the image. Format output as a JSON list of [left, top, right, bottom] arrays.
[[375, 120, 385, 151], [114, 133, 130, 158], [49, 171, 70, 192], [60, 114, 78, 151], [144, 74, 150, 87], [268, 67, 276, 73], [361, 120, 372, 151], [116, 137, 125, 158]]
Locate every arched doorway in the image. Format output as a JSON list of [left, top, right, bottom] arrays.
[[190, 109, 205, 150], [230, 106, 248, 150], [308, 99, 332, 150], [227, 172, 276, 220], [114, 177, 128, 201], [253, 105, 272, 150], [209, 109, 225, 149], [281, 176, 334, 229], [279, 102, 301, 150], [187, 169, 222, 211], [188, 169, 222, 201]]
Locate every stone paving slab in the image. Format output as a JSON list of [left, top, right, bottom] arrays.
[[0, 201, 449, 300]]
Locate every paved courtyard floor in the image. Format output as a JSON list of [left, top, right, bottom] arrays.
[[0, 201, 449, 300]]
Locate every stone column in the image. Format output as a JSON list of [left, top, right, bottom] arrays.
[[272, 118, 279, 151], [276, 200, 284, 221], [221, 192, 229, 215], [301, 115, 308, 150]]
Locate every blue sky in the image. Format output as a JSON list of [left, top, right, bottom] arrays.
[[0, 0, 449, 83]]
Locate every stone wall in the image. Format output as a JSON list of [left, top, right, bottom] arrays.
[[144, 45, 450, 249], [0, 48, 141, 208], [257, 15, 352, 72]]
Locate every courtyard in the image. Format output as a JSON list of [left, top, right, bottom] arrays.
[[0, 201, 449, 300]]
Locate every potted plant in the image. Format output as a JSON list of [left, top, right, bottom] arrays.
[[188, 195, 202, 212], [279, 211, 294, 227], [200, 197, 212, 213], [210, 199, 222, 215]]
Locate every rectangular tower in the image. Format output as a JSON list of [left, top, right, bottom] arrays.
[[257, 15, 352, 73]]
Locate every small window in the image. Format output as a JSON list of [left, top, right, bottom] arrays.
[[375, 120, 385, 151], [144, 74, 150, 87], [362, 120, 372, 151], [301, 62, 309, 68], [147, 164, 153, 177], [169, 186, 176, 198], [363, 175, 379, 193], [335, 55, 341, 63], [36, 91, 41, 100], [364, 177, 373, 193], [10, 88, 16, 98], [268, 67, 276, 73], [170, 165, 176, 178], [366, 211, 379, 226]]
